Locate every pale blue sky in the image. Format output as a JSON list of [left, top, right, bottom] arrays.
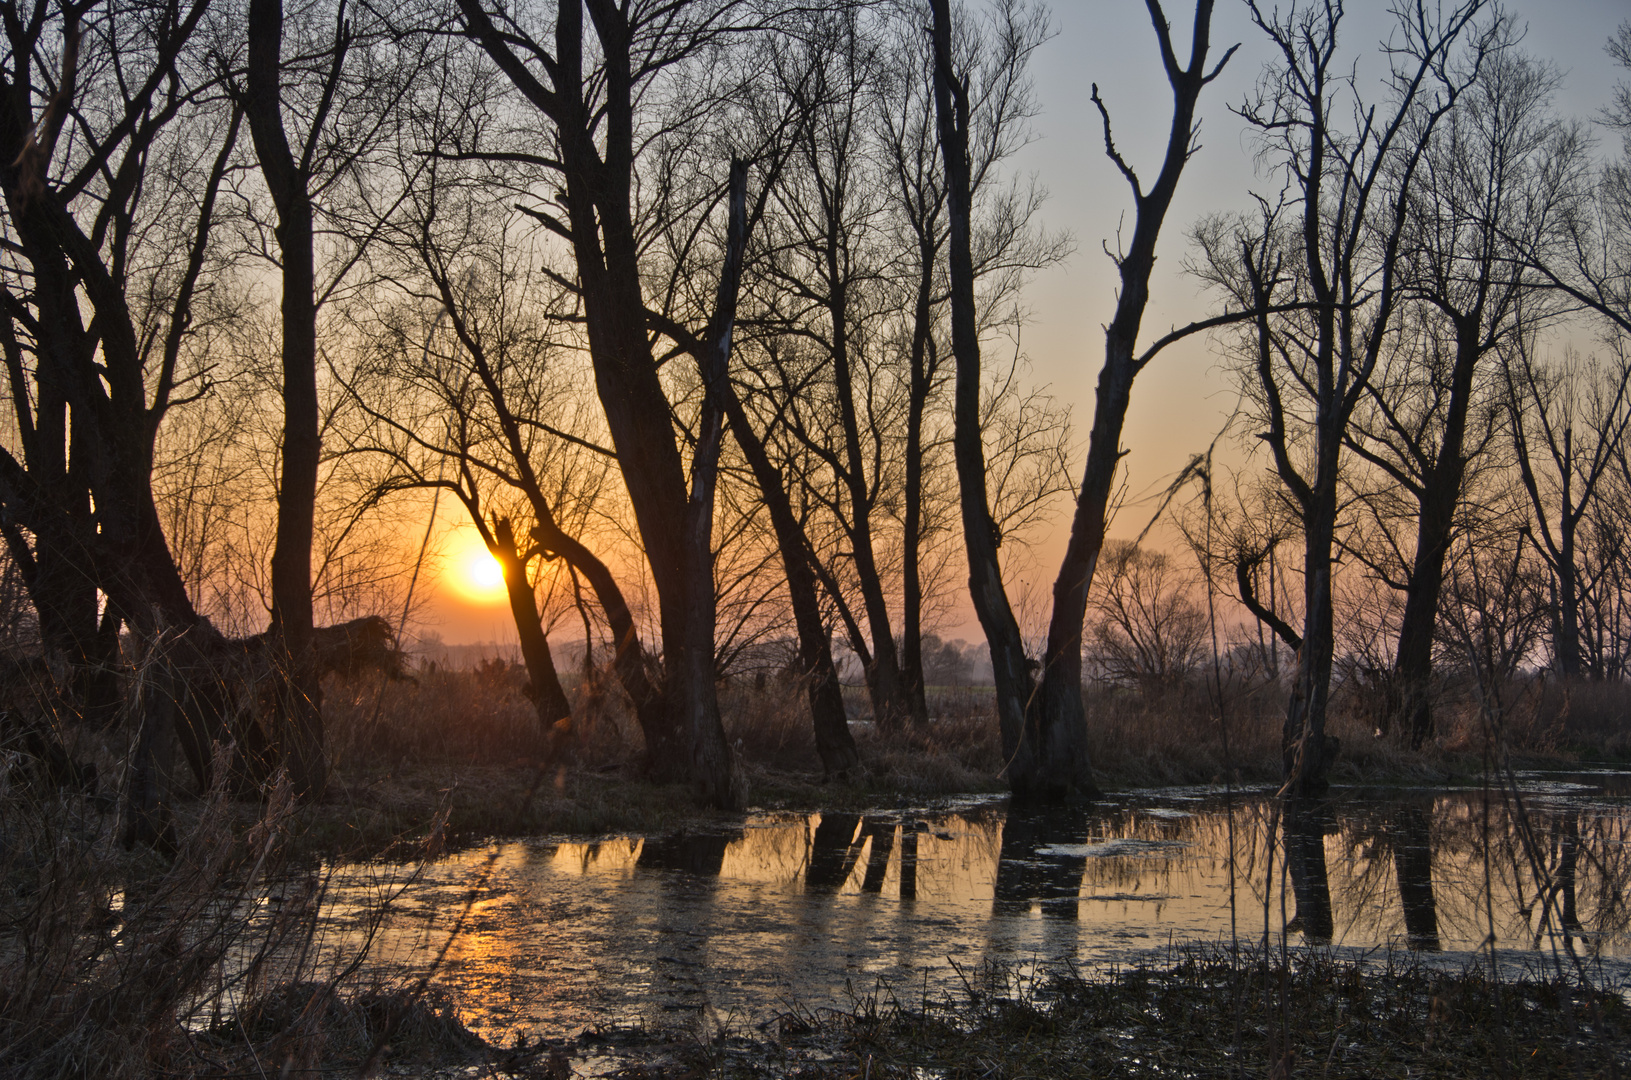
[[1015, 0, 1628, 525]]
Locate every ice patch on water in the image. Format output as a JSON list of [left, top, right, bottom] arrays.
[[1037, 838, 1189, 858]]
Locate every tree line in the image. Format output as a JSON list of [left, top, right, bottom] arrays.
[[0, 0, 1626, 838]]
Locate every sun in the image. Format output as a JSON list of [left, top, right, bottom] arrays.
[[446, 531, 509, 604]]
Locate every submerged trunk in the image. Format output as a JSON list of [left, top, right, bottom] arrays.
[[1283, 801, 1335, 942], [1393, 804, 1439, 950]]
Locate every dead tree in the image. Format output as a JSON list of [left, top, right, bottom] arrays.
[[934, 0, 1237, 800]]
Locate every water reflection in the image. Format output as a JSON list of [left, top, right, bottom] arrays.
[[319, 778, 1631, 1042], [993, 806, 1090, 919], [1284, 801, 1334, 942]]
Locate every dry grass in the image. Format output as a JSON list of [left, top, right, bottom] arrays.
[[0, 676, 493, 1079], [814, 948, 1629, 1079], [320, 661, 1631, 831], [571, 948, 1629, 1078], [0, 769, 490, 1079]]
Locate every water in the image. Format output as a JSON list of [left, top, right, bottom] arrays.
[[312, 772, 1631, 1044]]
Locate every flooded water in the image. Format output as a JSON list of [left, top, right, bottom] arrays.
[[314, 772, 1631, 1044]]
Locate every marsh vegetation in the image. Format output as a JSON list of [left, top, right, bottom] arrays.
[[4, 0, 1631, 1073]]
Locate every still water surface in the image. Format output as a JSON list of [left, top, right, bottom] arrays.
[[322, 774, 1631, 1042]]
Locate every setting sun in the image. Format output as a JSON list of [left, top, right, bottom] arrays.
[[445, 531, 508, 604]]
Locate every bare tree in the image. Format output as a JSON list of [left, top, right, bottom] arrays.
[[0, 0, 255, 843], [934, 0, 1237, 800], [748, 7, 917, 729], [452, 0, 758, 806], [1344, 41, 1585, 746], [1504, 339, 1631, 677], [352, 203, 634, 749], [0, 0, 223, 640], [1519, 21, 1631, 338], [1193, 0, 1496, 793], [240, 0, 428, 794], [1087, 541, 1209, 691]]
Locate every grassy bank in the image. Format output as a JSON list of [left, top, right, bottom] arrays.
[[21, 660, 1629, 862], [634, 950, 1629, 1079], [299, 661, 1631, 855]]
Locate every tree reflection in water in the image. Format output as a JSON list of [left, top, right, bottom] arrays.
[[1283, 801, 1335, 943], [1392, 804, 1440, 951], [993, 805, 1091, 919], [314, 776, 1631, 1042], [859, 815, 894, 894], [805, 813, 865, 893]]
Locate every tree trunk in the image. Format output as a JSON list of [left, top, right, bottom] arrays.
[[528, 511, 668, 759], [1391, 492, 1456, 747], [1555, 504, 1583, 676], [1284, 486, 1338, 796], [245, 0, 325, 799], [491, 518, 573, 742], [900, 239, 938, 728], [720, 384, 859, 775], [827, 279, 910, 729], [553, 3, 715, 792], [1389, 317, 1480, 747], [932, 0, 1038, 790], [670, 157, 749, 810]]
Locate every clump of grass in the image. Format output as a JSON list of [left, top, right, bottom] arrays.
[[0, 684, 493, 1079], [328, 661, 561, 768], [1081, 679, 1284, 787], [205, 980, 487, 1073], [798, 948, 1628, 1079], [326, 660, 647, 773]]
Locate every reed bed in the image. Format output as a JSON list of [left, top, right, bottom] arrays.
[[325, 659, 1631, 802]]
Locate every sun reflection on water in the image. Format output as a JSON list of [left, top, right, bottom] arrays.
[[310, 779, 1631, 1044]]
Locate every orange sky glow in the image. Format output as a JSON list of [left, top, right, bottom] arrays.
[[416, 0, 1629, 646]]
